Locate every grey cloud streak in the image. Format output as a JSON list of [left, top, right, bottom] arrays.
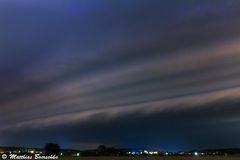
[[1, 0, 240, 150]]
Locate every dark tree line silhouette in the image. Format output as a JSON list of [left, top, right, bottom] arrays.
[[44, 143, 60, 155]]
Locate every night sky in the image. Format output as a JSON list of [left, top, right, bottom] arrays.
[[1, 0, 240, 151]]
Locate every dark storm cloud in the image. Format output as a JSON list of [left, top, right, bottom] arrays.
[[2, 97, 240, 150], [1, 0, 240, 150]]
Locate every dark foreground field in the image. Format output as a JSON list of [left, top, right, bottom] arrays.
[[59, 156, 240, 160]]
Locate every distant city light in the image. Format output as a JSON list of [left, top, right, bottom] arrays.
[[76, 153, 80, 156], [194, 152, 198, 156]]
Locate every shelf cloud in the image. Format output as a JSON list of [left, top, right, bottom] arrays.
[[0, 0, 240, 150]]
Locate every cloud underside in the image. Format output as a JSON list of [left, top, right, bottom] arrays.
[[0, 0, 240, 149]]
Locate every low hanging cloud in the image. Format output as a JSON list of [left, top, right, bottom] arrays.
[[0, 0, 240, 150]]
